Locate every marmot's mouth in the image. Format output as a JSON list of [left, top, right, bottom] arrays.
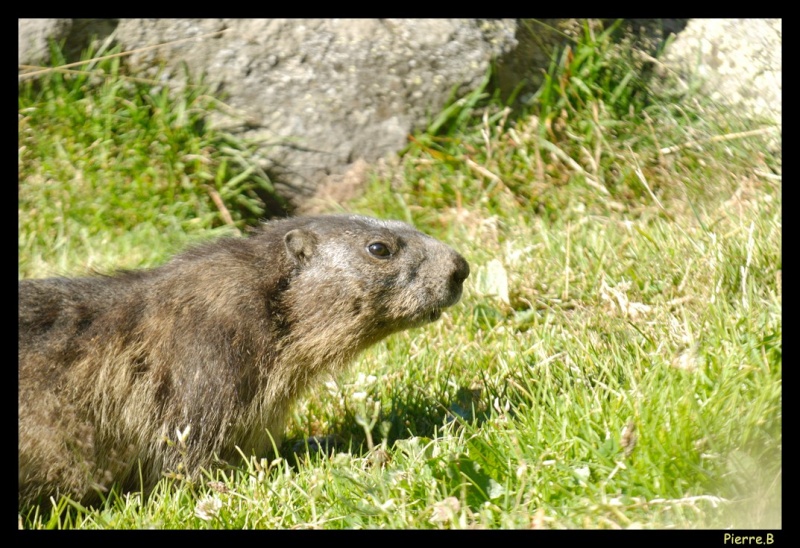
[[401, 308, 442, 329], [425, 308, 442, 323]]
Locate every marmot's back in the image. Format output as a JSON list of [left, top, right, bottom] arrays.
[[18, 214, 469, 508]]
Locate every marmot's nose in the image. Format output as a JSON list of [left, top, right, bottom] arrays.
[[452, 254, 470, 284]]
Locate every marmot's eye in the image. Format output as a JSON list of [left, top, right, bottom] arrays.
[[367, 242, 392, 258]]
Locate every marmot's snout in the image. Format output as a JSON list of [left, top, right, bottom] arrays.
[[447, 252, 470, 304], [451, 253, 470, 285], [424, 247, 469, 313]]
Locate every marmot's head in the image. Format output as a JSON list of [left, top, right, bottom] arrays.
[[276, 214, 469, 352]]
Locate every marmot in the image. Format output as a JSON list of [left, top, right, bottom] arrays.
[[18, 214, 469, 508]]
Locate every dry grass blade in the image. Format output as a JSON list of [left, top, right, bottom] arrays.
[[659, 127, 778, 156], [538, 139, 610, 195]]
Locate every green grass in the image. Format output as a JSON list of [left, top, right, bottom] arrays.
[[19, 43, 283, 278], [18, 23, 780, 529]]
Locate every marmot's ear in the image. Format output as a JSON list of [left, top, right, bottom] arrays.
[[284, 229, 318, 266]]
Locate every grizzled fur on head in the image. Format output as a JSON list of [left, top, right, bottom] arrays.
[[18, 214, 469, 508]]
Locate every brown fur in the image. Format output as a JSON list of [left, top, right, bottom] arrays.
[[18, 214, 469, 508]]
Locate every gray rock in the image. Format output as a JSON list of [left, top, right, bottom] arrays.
[[660, 18, 781, 125], [18, 19, 72, 66], [19, 19, 119, 67], [110, 19, 519, 206]]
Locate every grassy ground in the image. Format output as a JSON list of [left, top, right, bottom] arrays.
[[18, 22, 781, 529]]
